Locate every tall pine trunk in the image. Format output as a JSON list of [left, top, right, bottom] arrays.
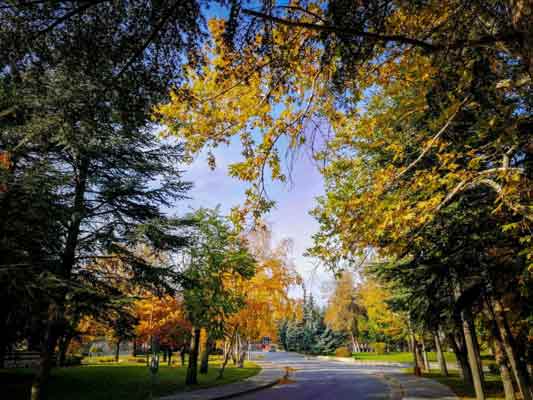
[[31, 313, 58, 400], [32, 158, 89, 400], [186, 327, 201, 385]]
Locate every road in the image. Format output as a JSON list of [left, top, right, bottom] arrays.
[[239, 351, 397, 400]]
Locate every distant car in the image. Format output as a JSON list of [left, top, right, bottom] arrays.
[[268, 347, 277, 352]]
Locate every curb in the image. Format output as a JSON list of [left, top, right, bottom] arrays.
[[204, 377, 282, 400], [158, 368, 284, 400]]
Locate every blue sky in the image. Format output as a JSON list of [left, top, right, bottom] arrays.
[[179, 142, 333, 303]]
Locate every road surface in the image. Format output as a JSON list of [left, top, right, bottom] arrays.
[[239, 351, 396, 400]]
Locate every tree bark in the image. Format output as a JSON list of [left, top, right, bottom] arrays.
[[493, 299, 532, 400], [32, 158, 89, 400], [186, 327, 201, 385], [448, 330, 473, 385], [462, 307, 485, 400], [421, 338, 430, 371], [434, 331, 449, 376], [31, 315, 58, 400], [180, 345, 186, 367], [218, 326, 238, 380], [410, 331, 422, 376], [132, 339, 137, 357], [57, 333, 72, 367], [115, 340, 120, 362], [199, 330, 210, 374], [491, 337, 516, 400]]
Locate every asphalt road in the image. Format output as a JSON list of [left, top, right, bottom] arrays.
[[238, 352, 396, 400]]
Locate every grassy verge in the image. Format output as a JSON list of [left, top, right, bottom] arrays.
[[352, 351, 457, 363], [420, 369, 504, 400], [0, 356, 260, 400]]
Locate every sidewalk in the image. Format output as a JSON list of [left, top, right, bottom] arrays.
[[158, 363, 283, 400], [384, 372, 458, 400]]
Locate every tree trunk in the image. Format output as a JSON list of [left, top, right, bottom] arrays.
[[421, 338, 430, 371], [434, 331, 448, 376], [115, 340, 120, 362], [180, 346, 186, 367], [31, 316, 57, 400], [199, 330, 210, 374], [462, 308, 485, 400], [491, 337, 516, 400], [132, 339, 137, 357], [493, 299, 532, 400], [186, 327, 201, 385], [218, 327, 238, 380], [57, 333, 71, 367], [410, 330, 422, 376], [448, 330, 473, 385], [167, 349, 172, 366], [483, 298, 516, 400]]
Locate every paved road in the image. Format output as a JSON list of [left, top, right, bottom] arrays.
[[238, 352, 396, 400]]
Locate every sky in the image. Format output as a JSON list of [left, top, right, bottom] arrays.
[[169, 2, 335, 303], [177, 142, 334, 304]]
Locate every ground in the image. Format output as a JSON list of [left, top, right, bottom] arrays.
[[0, 356, 259, 400], [238, 351, 393, 400]]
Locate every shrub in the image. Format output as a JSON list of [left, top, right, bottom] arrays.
[[373, 342, 386, 355], [335, 347, 351, 358], [98, 357, 117, 363]]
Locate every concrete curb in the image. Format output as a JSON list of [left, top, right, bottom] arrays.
[[200, 376, 281, 400], [158, 366, 284, 400]]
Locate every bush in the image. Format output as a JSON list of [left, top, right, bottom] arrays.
[[373, 342, 386, 355], [335, 347, 351, 358], [127, 357, 147, 364], [98, 357, 117, 363]]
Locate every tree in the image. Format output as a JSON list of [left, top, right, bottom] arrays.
[[324, 271, 364, 352], [1, 3, 203, 398], [225, 225, 300, 367], [181, 208, 256, 384]]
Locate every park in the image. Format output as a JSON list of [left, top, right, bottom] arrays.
[[0, 1, 532, 400]]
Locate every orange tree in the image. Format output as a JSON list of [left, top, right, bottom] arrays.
[[225, 226, 300, 367]]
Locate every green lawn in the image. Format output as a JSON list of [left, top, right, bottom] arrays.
[[419, 369, 504, 400], [352, 351, 457, 363], [0, 356, 260, 400]]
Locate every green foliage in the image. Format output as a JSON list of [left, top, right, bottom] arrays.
[[373, 342, 386, 355], [182, 208, 256, 334]]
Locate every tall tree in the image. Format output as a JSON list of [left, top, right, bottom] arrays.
[[1, 2, 205, 398]]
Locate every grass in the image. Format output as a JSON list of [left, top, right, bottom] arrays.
[[418, 369, 504, 400], [352, 351, 457, 363], [0, 356, 260, 400]]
